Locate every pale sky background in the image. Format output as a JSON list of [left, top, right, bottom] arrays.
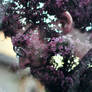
[[0, 32, 16, 57], [0, 32, 17, 64]]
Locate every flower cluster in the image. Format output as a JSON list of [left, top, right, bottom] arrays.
[[1, 0, 65, 37], [47, 37, 78, 72], [30, 36, 79, 92]]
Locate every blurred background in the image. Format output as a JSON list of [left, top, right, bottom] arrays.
[[0, 0, 17, 64], [0, 31, 17, 64], [0, 32, 19, 92]]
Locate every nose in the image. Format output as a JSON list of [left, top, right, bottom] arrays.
[[19, 57, 31, 69]]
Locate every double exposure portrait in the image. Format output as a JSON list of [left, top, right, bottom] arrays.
[[0, 0, 92, 92]]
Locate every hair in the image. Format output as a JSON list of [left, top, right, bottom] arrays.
[[1, 0, 92, 37]]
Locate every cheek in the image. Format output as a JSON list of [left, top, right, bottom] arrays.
[[65, 29, 92, 59], [19, 57, 30, 68]]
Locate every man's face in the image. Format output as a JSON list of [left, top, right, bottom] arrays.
[[11, 11, 92, 69], [11, 27, 48, 69]]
